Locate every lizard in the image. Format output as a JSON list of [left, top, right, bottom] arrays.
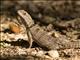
[[17, 10, 80, 50]]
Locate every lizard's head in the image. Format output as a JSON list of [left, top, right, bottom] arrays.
[[17, 10, 34, 28]]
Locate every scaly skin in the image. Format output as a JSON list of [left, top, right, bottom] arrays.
[[18, 10, 80, 50], [30, 25, 80, 49]]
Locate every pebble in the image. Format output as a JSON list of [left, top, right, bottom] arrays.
[[48, 50, 59, 58], [36, 50, 45, 57]]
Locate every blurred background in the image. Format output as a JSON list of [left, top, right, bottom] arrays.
[[1, 0, 80, 24]]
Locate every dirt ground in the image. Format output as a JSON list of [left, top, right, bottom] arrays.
[[0, 0, 80, 60]]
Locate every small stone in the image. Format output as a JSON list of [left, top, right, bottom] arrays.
[[31, 50, 37, 56], [18, 48, 26, 55], [48, 50, 59, 58], [44, 55, 53, 60], [36, 50, 44, 57], [0, 24, 9, 32]]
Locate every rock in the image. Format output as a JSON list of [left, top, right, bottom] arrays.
[[48, 50, 59, 58], [36, 50, 45, 57]]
